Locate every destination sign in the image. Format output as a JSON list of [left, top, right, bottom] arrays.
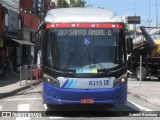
[[57, 29, 114, 36]]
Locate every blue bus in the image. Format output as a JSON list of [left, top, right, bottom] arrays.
[[35, 8, 131, 107]]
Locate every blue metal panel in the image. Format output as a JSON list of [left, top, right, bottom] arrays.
[[42, 82, 127, 105]]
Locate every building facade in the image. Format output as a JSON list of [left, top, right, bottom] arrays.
[[0, 0, 40, 74], [0, 1, 22, 73], [20, 0, 40, 66]]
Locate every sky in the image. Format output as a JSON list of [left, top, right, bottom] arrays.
[[85, 0, 160, 27]]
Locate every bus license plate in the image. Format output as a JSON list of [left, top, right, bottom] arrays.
[[80, 99, 94, 104]]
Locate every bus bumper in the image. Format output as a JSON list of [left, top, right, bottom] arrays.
[[42, 82, 127, 105]]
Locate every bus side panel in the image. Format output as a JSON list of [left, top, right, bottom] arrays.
[[42, 82, 127, 105]]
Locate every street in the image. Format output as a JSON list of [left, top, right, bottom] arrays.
[[0, 78, 160, 120]]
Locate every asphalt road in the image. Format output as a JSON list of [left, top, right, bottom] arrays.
[[0, 82, 160, 120]]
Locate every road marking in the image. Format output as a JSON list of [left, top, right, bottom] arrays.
[[0, 106, 2, 111], [49, 116, 65, 119], [18, 104, 30, 111], [44, 104, 47, 110], [128, 101, 152, 111], [4, 98, 42, 101], [16, 104, 30, 120], [44, 104, 64, 119]]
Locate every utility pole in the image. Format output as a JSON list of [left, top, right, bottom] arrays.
[[147, 0, 152, 33], [147, 0, 151, 27], [62, 0, 64, 8], [148, 0, 150, 27], [134, 3, 137, 41], [156, 0, 158, 26]]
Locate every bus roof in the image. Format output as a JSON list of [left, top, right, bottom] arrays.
[[44, 8, 123, 23]]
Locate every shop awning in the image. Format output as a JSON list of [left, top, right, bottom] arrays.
[[12, 39, 35, 46], [0, 0, 19, 13]]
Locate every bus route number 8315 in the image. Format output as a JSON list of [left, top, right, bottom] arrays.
[[89, 80, 109, 86]]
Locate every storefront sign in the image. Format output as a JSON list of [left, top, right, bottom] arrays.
[[8, 10, 19, 34]]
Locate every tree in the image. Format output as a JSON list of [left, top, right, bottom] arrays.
[[56, 0, 86, 8], [70, 0, 77, 7], [76, 0, 86, 7], [70, 0, 86, 7], [57, 0, 69, 8]]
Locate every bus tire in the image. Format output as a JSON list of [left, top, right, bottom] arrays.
[[135, 67, 147, 81]]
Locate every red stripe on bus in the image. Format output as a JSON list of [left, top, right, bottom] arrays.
[[46, 23, 123, 29]]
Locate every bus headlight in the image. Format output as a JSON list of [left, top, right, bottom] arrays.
[[113, 74, 127, 87], [44, 77, 60, 87]]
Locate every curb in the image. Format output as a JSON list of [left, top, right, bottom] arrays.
[[128, 91, 160, 107], [0, 81, 42, 99]]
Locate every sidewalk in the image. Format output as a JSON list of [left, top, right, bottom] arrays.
[[128, 77, 160, 107], [0, 72, 41, 99]]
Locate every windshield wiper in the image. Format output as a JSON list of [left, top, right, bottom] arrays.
[[88, 55, 109, 76], [64, 49, 75, 76], [85, 47, 92, 68], [84, 47, 109, 76]]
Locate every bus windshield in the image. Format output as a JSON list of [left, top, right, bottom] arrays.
[[43, 27, 125, 71]]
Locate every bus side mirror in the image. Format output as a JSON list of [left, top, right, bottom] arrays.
[[127, 37, 133, 53]]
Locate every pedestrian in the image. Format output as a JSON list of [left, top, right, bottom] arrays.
[[4, 56, 11, 80], [10, 51, 16, 72]]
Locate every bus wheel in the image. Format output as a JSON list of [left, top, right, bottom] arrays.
[[135, 67, 147, 81]]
